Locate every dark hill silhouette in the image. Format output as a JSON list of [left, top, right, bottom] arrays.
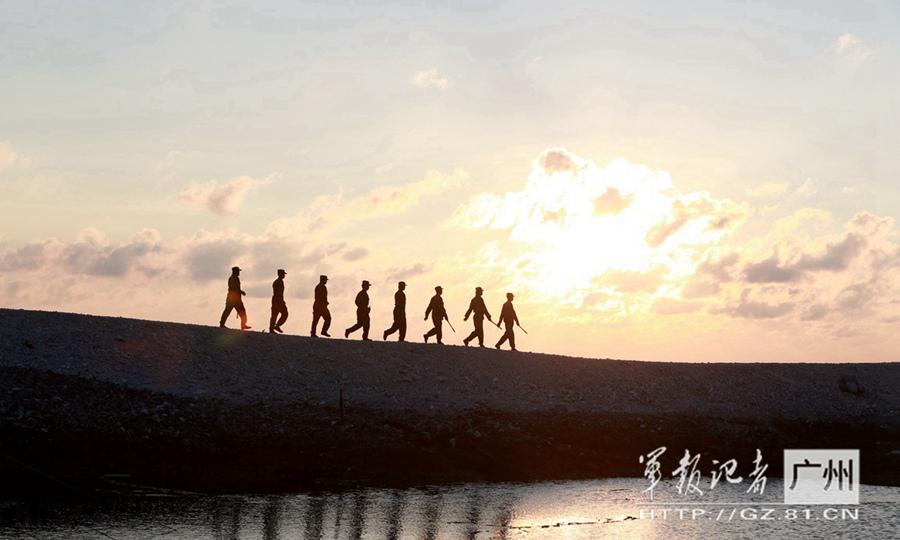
[[1, 308, 898, 494]]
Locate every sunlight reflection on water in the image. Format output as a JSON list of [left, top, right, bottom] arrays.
[[2, 478, 898, 539]]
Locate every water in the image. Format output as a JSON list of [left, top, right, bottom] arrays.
[[1, 478, 897, 539]]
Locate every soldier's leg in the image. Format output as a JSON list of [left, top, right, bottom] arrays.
[[269, 305, 278, 332], [277, 304, 289, 328], [398, 316, 406, 341], [509, 329, 516, 350], [311, 311, 320, 336], [236, 302, 249, 329], [322, 309, 331, 335], [476, 319, 485, 346], [435, 320, 443, 344], [219, 302, 233, 327], [362, 315, 370, 340]]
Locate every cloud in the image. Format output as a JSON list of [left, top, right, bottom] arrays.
[[411, 68, 448, 90], [745, 181, 791, 199], [594, 187, 632, 216], [697, 252, 740, 282], [539, 148, 579, 174], [795, 233, 865, 271], [386, 263, 430, 282], [267, 169, 467, 237], [801, 303, 829, 321], [597, 266, 668, 294], [342, 247, 368, 262], [0, 142, 18, 173], [179, 175, 268, 215], [682, 280, 720, 299], [744, 252, 803, 283], [720, 290, 794, 319], [835, 283, 874, 311], [0, 228, 165, 278], [653, 297, 704, 315]]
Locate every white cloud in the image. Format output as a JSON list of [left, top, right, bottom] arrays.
[[411, 68, 449, 90], [179, 175, 269, 215], [267, 169, 468, 237]]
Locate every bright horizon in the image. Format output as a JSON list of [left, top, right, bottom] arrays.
[[2, 2, 899, 362]]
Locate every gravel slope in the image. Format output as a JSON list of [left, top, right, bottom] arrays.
[[2, 308, 897, 423]]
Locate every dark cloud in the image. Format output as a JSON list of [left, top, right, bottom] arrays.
[[1, 232, 163, 278], [0, 241, 56, 271], [796, 233, 865, 271], [182, 237, 249, 281], [744, 253, 803, 283]]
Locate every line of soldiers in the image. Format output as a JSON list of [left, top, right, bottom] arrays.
[[218, 266, 524, 350]]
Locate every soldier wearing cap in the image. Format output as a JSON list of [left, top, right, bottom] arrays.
[[463, 286, 492, 347], [344, 280, 372, 340], [424, 285, 448, 344], [311, 275, 331, 337], [383, 281, 407, 341], [219, 266, 251, 330], [495, 292, 520, 351], [269, 269, 288, 333]]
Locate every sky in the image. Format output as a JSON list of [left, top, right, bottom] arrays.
[[1, 0, 898, 362]]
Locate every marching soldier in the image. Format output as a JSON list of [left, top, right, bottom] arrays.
[[463, 286, 492, 347], [311, 275, 331, 337], [495, 292, 520, 351], [219, 266, 251, 330], [269, 269, 288, 333], [383, 281, 407, 341], [424, 285, 448, 344], [344, 280, 372, 340]]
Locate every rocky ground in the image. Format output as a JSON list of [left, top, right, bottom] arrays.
[[1, 308, 898, 494]]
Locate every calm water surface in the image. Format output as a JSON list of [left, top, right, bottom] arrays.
[[1, 478, 897, 539]]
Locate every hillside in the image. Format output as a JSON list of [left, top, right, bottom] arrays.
[[1, 308, 898, 494]]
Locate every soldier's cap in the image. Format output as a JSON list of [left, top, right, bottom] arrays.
[[435, 285, 443, 291], [398, 281, 406, 287], [362, 280, 371, 287], [320, 274, 328, 280], [277, 269, 286, 275], [232, 266, 241, 272], [475, 286, 483, 292]]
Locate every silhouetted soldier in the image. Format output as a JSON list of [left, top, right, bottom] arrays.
[[383, 281, 407, 341], [269, 269, 288, 333], [344, 280, 372, 340], [311, 275, 331, 337], [495, 292, 520, 351], [219, 266, 251, 330], [423, 286, 448, 344], [463, 286, 492, 347]]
